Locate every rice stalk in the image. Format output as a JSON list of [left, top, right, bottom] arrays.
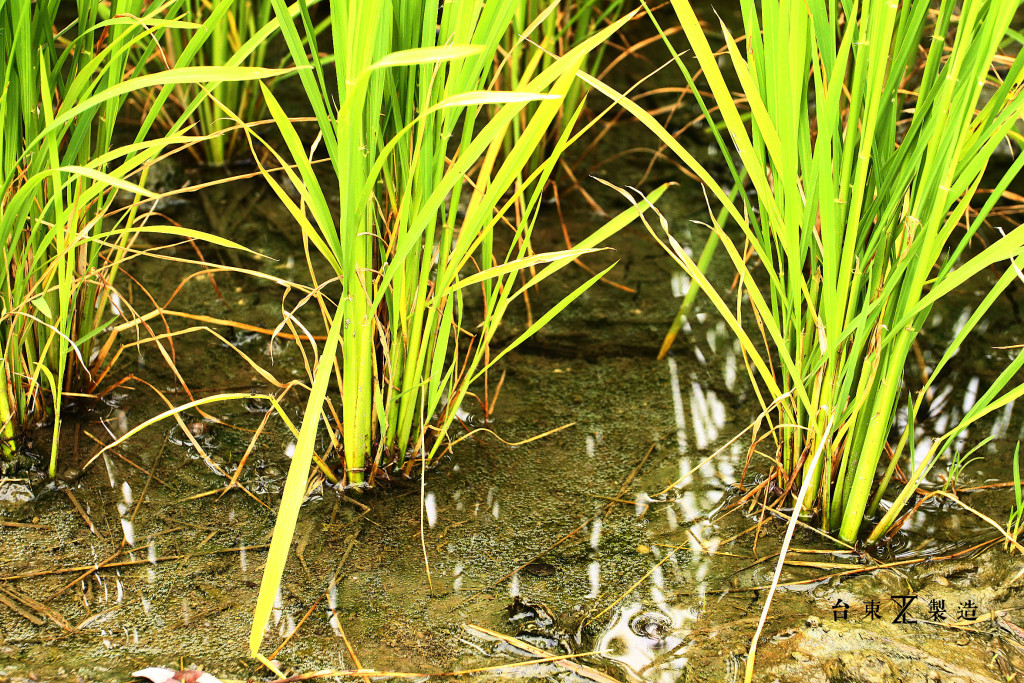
[[1007, 443, 1024, 551]]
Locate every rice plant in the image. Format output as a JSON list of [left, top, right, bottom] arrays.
[[148, 0, 318, 167], [244, 0, 660, 667], [592, 0, 1024, 544], [255, 0, 644, 485], [496, 0, 627, 178], [0, 0, 284, 472], [155, 0, 273, 166]]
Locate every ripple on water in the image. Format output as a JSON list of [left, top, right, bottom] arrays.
[[596, 602, 695, 682]]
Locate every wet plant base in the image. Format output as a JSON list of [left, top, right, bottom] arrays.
[[1, 180, 1023, 683]]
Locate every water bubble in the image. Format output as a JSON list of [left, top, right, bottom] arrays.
[[630, 611, 671, 644]]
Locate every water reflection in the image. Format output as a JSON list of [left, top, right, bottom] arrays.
[[327, 575, 343, 637], [578, 354, 743, 679], [6, 271, 1016, 683], [453, 562, 465, 591], [102, 453, 119, 488], [664, 505, 678, 531], [635, 492, 652, 518], [666, 357, 688, 457], [119, 481, 135, 546], [723, 348, 738, 391], [424, 491, 438, 528], [587, 561, 601, 599], [590, 519, 603, 549], [597, 602, 694, 683], [689, 381, 725, 450], [670, 272, 690, 298]]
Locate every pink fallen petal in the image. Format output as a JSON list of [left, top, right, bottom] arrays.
[[132, 667, 224, 683]]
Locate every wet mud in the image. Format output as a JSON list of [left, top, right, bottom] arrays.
[[1, 175, 1023, 683]]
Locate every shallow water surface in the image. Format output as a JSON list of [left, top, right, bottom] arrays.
[[2, 181, 1024, 683]]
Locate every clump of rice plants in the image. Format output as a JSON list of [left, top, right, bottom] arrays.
[[244, 0, 663, 667], [495, 0, 627, 178], [147, 0, 311, 167], [596, 0, 1024, 544], [254, 0, 643, 485], [0, 0, 283, 472]]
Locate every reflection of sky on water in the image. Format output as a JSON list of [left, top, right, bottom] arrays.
[[587, 340, 740, 680], [31, 293, 1018, 679], [409, 296, 1023, 680], [433, 348, 744, 679], [590, 306, 1023, 679], [598, 602, 695, 683]]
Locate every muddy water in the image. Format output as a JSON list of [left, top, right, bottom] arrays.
[[1, 173, 1023, 683]]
